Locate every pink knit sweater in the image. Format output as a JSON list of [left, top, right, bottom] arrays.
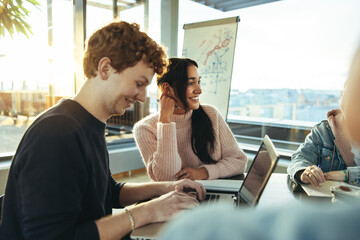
[[133, 104, 247, 181]]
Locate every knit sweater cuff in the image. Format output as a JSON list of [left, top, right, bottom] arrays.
[[156, 122, 177, 164], [202, 164, 220, 180]]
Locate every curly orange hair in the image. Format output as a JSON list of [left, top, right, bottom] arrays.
[[83, 21, 168, 79]]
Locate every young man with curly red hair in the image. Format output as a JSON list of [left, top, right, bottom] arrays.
[[0, 21, 205, 240]]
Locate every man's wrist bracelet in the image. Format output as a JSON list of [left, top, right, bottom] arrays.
[[125, 208, 135, 232]]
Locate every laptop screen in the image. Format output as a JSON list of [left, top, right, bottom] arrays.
[[238, 136, 279, 206]]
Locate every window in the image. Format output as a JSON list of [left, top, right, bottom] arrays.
[[177, 0, 360, 151], [228, 0, 360, 150], [0, 0, 149, 155], [0, 0, 73, 155], [2, 0, 360, 157]]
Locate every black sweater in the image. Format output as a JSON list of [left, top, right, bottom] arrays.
[[0, 99, 123, 240]]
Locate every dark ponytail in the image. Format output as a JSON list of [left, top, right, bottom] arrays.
[[191, 105, 216, 164], [157, 58, 216, 164]]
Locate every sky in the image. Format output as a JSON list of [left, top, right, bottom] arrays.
[[1, 0, 360, 94]]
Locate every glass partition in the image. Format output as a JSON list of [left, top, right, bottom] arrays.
[[0, 0, 73, 155]]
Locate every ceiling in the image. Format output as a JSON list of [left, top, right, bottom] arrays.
[[87, 0, 282, 12], [87, 0, 143, 12], [191, 0, 282, 11]]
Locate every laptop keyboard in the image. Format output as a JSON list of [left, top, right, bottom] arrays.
[[202, 193, 221, 205]]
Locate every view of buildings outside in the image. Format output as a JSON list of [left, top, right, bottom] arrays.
[[176, 0, 360, 128], [228, 88, 341, 124]]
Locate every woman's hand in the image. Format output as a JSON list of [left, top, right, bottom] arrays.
[[159, 92, 176, 123], [175, 167, 209, 181], [300, 165, 326, 187]]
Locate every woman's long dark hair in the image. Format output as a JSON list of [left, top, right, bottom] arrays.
[[157, 58, 216, 164]]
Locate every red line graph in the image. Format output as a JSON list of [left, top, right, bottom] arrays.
[[203, 38, 230, 65]]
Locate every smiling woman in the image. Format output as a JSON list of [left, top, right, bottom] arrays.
[[134, 58, 248, 181]]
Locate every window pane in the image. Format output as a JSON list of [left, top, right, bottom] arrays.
[[86, 0, 114, 40], [177, 0, 360, 148], [0, 0, 73, 155], [227, 0, 360, 145]]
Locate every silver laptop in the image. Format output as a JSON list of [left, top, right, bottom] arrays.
[[130, 134, 279, 240]]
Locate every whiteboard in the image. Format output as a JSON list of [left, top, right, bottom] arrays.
[[182, 17, 239, 119]]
